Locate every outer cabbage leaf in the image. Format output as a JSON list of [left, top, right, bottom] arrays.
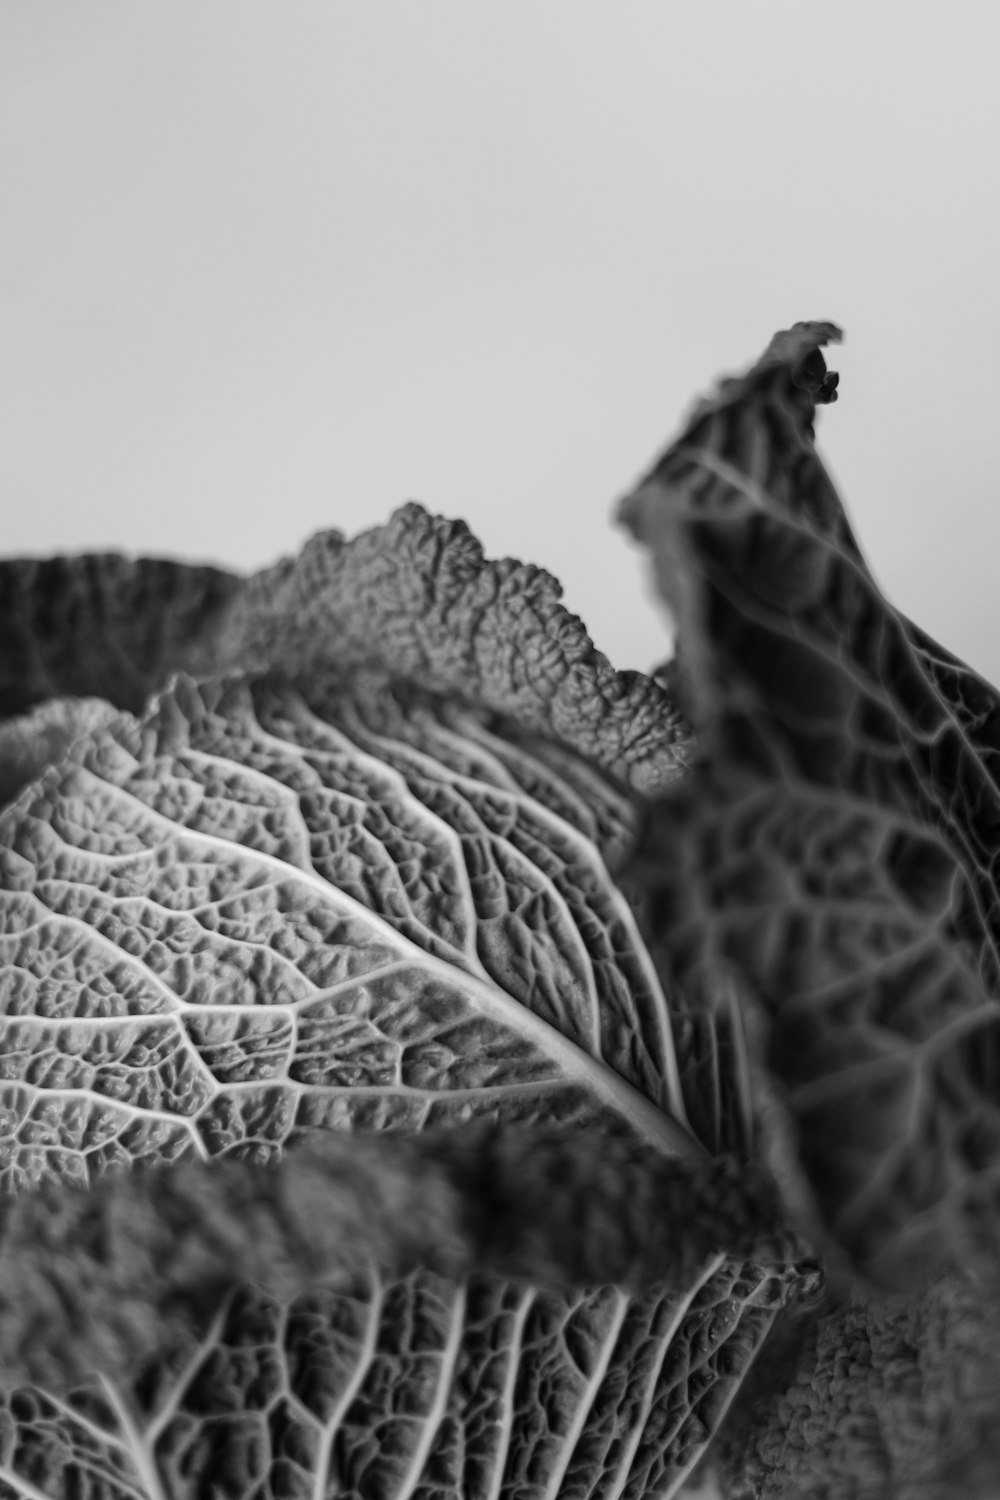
[[0, 1125, 800, 1387], [1, 505, 688, 799], [620, 321, 1000, 1286], [0, 668, 801, 1498], [0, 1261, 791, 1500]]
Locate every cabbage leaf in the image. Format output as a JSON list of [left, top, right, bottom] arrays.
[[10, 316, 998, 1500], [620, 321, 1000, 1289], [0, 541, 805, 1498]]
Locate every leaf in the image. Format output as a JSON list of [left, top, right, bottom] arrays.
[[0, 505, 689, 797], [0, 698, 121, 807], [0, 1125, 803, 1392], [713, 1269, 1000, 1500], [0, 1264, 790, 1500], [0, 555, 240, 719], [0, 672, 695, 1168], [620, 321, 1000, 1286], [0, 667, 800, 1497]]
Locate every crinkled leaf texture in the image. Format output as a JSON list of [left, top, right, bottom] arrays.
[[0, 502, 689, 797], [0, 1268, 784, 1500], [2, 673, 697, 1161], [0, 528, 800, 1500], [712, 1269, 1000, 1500], [621, 321, 1000, 1288], [0, 1125, 797, 1500]]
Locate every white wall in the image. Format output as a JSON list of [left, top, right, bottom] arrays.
[[3, 2, 999, 682]]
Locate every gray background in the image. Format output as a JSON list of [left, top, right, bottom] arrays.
[[3, 3, 999, 682]]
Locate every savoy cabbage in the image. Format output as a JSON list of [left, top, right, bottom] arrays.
[[0, 323, 996, 1499]]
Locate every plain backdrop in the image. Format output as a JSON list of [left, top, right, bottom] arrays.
[[3, 3, 1000, 683]]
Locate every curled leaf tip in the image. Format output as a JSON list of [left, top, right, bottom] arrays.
[[756, 320, 843, 404]]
